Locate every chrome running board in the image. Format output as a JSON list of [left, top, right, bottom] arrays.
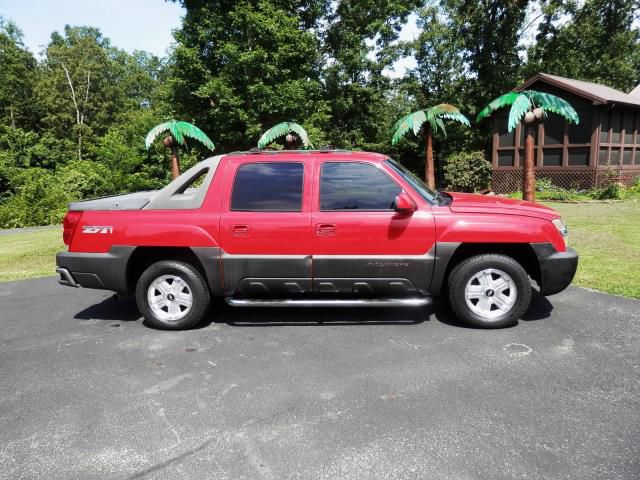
[[225, 297, 431, 308]]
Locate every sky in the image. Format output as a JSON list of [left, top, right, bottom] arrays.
[[0, 0, 184, 57], [0, 0, 419, 75]]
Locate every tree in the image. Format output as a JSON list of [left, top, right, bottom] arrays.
[[168, 0, 326, 151], [476, 90, 578, 201], [391, 104, 470, 188], [0, 18, 38, 129], [525, 0, 640, 92], [257, 122, 313, 149], [145, 120, 215, 179]]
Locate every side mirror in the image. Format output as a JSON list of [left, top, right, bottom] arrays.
[[393, 192, 416, 214]]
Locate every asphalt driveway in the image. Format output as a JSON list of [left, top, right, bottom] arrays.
[[0, 277, 638, 479]]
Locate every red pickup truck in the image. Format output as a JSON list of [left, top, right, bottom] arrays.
[[56, 150, 577, 330]]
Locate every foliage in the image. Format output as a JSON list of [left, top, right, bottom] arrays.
[[525, 0, 640, 92], [391, 104, 470, 145], [592, 182, 624, 200], [1, 2, 639, 228], [443, 151, 492, 192], [258, 122, 313, 148]]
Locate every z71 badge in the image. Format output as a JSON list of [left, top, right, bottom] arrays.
[[82, 226, 113, 234]]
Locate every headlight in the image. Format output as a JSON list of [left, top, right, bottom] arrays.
[[552, 218, 568, 245]]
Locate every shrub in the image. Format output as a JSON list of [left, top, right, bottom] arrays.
[[443, 151, 491, 192], [592, 182, 624, 200]]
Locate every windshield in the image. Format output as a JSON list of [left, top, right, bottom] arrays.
[[384, 158, 439, 204]]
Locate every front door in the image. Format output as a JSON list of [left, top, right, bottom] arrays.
[[220, 157, 313, 295], [311, 160, 436, 295]]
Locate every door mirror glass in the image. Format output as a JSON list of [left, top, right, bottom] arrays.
[[393, 192, 416, 214]]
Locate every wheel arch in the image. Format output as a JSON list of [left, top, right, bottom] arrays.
[[126, 246, 223, 295], [430, 242, 541, 295]]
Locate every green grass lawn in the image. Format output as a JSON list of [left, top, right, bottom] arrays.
[[544, 201, 640, 298], [0, 227, 64, 282], [0, 203, 639, 298]]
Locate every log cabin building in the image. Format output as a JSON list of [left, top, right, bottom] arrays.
[[491, 73, 640, 193]]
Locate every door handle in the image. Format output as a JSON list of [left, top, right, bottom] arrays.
[[230, 224, 250, 236], [315, 223, 337, 236]]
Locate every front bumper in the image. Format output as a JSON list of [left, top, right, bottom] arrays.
[[55, 246, 135, 293], [531, 243, 578, 295]]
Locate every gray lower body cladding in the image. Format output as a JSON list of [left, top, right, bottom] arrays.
[[56, 242, 576, 298], [56, 246, 135, 294]]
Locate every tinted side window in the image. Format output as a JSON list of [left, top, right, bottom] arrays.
[[320, 162, 401, 210], [231, 162, 304, 211]]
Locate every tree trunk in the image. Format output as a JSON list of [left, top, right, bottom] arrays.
[[424, 126, 435, 189], [523, 124, 536, 202], [171, 145, 181, 179]]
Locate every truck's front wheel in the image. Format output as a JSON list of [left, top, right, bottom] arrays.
[[136, 260, 210, 330], [447, 254, 531, 328]]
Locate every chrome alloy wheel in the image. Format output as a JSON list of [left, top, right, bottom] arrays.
[[147, 275, 193, 322], [464, 268, 517, 320]]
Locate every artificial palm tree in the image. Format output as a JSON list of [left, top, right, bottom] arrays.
[[391, 104, 470, 189], [258, 121, 313, 150], [145, 120, 215, 179], [476, 90, 579, 201]]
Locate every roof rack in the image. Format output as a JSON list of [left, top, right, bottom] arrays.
[[227, 148, 351, 156]]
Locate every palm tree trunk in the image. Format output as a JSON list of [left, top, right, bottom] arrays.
[[523, 124, 535, 202], [424, 126, 435, 189], [171, 145, 181, 179]]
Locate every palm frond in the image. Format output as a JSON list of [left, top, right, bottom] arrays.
[[145, 119, 215, 151], [391, 113, 417, 145], [530, 91, 579, 124], [476, 92, 520, 122], [173, 121, 215, 150], [258, 122, 311, 148], [431, 104, 471, 127], [144, 120, 174, 149], [434, 117, 447, 137], [508, 94, 532, 131], [288, 122, 313, 147]]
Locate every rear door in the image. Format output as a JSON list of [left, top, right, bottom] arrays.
[[311, 159, 436, 295], [220, 156, 313, 295]]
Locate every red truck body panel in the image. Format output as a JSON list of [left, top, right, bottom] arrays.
[[58, 150, 575, 299]]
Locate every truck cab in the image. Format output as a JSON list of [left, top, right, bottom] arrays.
[[56, 150, 578, 329]]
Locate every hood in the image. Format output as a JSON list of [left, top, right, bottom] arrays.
[[444, 192, 559, 220]]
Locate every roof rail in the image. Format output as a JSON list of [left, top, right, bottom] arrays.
[[227, 148, 351, 156]]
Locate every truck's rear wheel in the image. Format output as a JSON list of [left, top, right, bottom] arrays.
[[447, 254, 531, 328], [136, 260, 210, 330]]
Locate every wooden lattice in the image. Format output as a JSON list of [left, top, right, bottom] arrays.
[[491, 168, 640, 193]]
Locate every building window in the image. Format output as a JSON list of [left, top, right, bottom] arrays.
[[568, 147, 590, 166], [231, 162, 304, 211], [497, 117, 515, 147], [622, 149, 633, 165], [569, 110, 592, 144], [543, 149, 562, 167], [623, 112, 634, 144], [599, 148, 609, 165], [497, 151, 514, 166], [544, 114, 564, 145], [610, 112, 622, 144], [600, 111, 610, 143], [610, 148, 621, 165]]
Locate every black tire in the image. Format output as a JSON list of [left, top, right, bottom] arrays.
[[447, 254, 531, 329], [135, 260, 210, 330]]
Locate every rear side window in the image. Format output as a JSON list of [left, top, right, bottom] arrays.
[[231, 162, 304, 211], [320, 162, 401, 210]]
